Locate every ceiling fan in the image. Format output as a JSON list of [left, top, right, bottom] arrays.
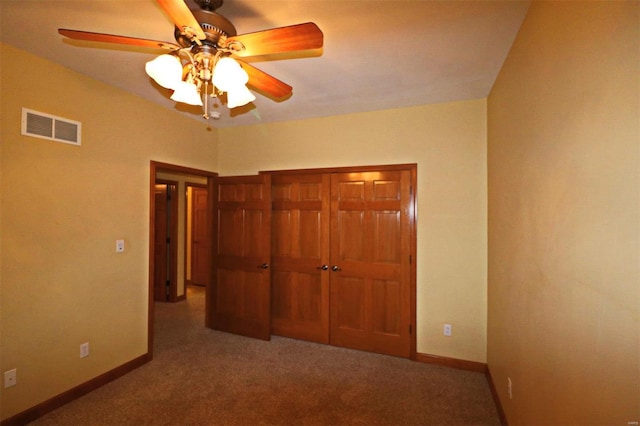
[[58, 0, 323, 119]]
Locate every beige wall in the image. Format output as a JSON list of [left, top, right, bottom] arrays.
[[1, 43, 488, 420], [4, 2, 638, 422], [219, 98, 488, 362], [487, 2, 639, 424], [0, 44, 218, 419]]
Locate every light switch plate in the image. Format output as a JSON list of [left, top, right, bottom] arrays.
[[116, 239, 125, 253]]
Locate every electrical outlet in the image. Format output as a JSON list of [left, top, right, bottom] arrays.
[[115, 239, 125, 253], [80, 342, 90, 358], [443, 323, 452, 336], [4, 369, 17, 388], [508, 377, 513, 399]]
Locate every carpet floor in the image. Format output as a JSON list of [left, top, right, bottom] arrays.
[[30, 285, 500, 425]]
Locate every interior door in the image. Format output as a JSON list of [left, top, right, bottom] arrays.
[[212, 174, 272, 340], [270, 173, 330, 343], [154, 182, 178, 302], [329, 170, 412, 358], [190, 185, 210, 286]]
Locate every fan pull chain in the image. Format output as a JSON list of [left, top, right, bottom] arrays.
[[202, 81, 209, 119]]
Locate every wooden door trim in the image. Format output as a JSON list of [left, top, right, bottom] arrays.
[[263, 163, 418, 360], [409, 165, 417, 360], [263, 163, 417, 176], [148, 161, 217, 359], [206, 178, 218, 329]]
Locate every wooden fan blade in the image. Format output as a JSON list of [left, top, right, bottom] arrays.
[[228, 22, 323, 58], [156, 0, 206, 40], [238, 60, 293, 100], [58, 29, 180, 50]]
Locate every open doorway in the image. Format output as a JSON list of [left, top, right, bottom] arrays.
[[148, 161, 216, 357]]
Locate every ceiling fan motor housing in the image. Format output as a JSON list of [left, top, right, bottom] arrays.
[[174, 9, 237, 48]]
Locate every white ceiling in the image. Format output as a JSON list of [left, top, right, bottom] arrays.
[[0, 0, 530, 128]]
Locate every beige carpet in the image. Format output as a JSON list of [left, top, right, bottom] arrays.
[[30, 285, 500, 425]]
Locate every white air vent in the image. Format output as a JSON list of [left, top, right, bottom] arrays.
[[21, 108, 81, 146]]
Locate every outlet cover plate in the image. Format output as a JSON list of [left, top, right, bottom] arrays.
[[4, 369, 17, 388], [443, 323, 452, 336], [80, 342, 89, 358]]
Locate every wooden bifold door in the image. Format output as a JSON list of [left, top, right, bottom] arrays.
[[211, 165, 415, 359]]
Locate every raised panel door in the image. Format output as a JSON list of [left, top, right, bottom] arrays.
[[154, 182, 178, 302], [270, 173, 330, 343], [190, 186, 210, 286], [212, 174, 271, 340], [329, 170, 412, 358]]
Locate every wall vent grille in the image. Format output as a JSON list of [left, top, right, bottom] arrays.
[[21, 108, 81, 146]]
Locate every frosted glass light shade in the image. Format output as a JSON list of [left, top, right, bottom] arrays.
[[170, 81, 203, 106], [213, 57, 254, 108], [226, 84, 256, 108], [212, 57, 248, 91], [145, 54, 183, 89]]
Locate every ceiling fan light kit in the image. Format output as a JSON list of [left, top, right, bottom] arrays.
[[170, 80, 203, 106], [224, 84, 256, 109], [144, 54, 183, 89], [58, 0, 323, 120], [212, 57, 256, 108], [145, 50, 253, 109]]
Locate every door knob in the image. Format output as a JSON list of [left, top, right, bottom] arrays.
[[331, 265, 342, 272], [258, 263, 269, 269], [316, 265, 329, 271]]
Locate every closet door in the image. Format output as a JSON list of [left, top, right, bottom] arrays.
[[329, 170, 412, 358], [212, 174, 272, 340], [271, 173, 330, 343]]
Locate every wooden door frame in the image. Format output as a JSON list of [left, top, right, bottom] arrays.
[[148, 161, 217, 358], [264, 163, 418, 359]]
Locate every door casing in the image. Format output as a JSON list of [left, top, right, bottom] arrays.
[[148, 161, 217, 358]]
